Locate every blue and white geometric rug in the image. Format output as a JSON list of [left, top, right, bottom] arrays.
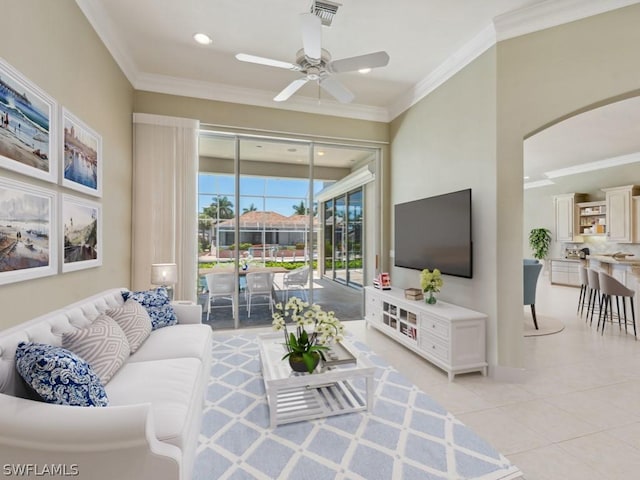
[[193, 333, 522, 480]]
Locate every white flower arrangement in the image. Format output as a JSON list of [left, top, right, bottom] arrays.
[[420, 268, 443, 293], [272, 297, 344, 372]]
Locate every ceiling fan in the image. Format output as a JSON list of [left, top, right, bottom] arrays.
[[235, 12, 390, 103]]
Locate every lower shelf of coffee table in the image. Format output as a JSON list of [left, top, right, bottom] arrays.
[[271, 379, 366, 426]]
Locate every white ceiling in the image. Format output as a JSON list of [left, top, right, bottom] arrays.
[[524, 96, 640, 185], [76, 0, 637, 122], [76, 0, 640, 175], [199, 134, 374, 168]]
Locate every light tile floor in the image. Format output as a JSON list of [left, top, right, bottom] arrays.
[[346, 276, 640, 479]]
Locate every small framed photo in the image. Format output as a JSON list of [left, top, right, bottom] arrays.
[[61, 194, 102, 273], [0, 177, 57, 285], [61, 108, 102, 197], [0, 58, 58, 183]]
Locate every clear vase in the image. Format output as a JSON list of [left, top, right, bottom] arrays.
[[425, 292, 437, 304]]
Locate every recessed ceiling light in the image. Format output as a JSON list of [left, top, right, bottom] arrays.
[[524, 176, 530, 180], [358, 68, 372, 74], [193, 33, 212, 45], [317, 151, 325, 156]]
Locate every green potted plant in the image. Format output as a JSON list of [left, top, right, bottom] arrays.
[[528, 228, 552, 260], [272, 297, 344, 373]]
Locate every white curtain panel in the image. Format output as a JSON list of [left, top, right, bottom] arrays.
[[132, 113, 199, 302]]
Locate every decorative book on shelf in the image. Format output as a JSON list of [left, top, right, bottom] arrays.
[[404, 288, 423, 300], [373, 272, 391, 290]]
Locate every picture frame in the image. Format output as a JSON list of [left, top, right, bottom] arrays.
[[0, 177, 57, 285], [61, 194, 102, 273], [61, 108, 102, 197], [0, 58, 58, 183]]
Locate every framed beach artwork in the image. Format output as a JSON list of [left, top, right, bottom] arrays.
[[0, 177, 57, 285], [61, 194, 102, 273], [61, 108, 102, 197], [0, 58, 57, 183]]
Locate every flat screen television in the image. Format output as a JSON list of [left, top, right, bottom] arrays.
[[394, 188, 472, 278]]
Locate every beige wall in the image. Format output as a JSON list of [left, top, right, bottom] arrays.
[[134, 92, 388, 144], [389, 4, 640, 372], [496, 3, 640, 368], [389, 48, 500, 364], [0, 0, 133, 328]]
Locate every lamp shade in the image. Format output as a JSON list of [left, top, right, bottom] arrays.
[[151, 263, 178, 286]]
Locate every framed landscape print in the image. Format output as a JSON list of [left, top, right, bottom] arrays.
[[61, 194, 102, 273], [0, 177, 57, 285], [61, 108, 102, 197], [0, 58, 57, 183]]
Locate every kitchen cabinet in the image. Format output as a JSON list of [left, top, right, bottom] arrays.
[[603, 185, 639, 243], [577, 201, 606, 236], [550, 259, 582, 287], [554, 193, 586, 242], [634, 196, 640, 243]]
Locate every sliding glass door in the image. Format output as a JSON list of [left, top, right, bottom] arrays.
[[322, 187, 364, 287], [198, 132, 377, 328]]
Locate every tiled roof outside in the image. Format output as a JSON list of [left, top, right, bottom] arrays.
[[217, 211, 318, 230]]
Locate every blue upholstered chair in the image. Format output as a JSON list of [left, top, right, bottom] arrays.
[[523, 259, 543, 329]]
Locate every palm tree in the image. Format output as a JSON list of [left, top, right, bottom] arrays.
[[292, 201, 308, 215], [242, 203, 258, 214], [202, 196, 234, 220]]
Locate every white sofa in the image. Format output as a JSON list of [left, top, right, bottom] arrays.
[[0, 288, 212, 480]]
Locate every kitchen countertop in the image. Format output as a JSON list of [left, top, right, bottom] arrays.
[[551, 257, 583, 262], [587, 255, 640, 265]]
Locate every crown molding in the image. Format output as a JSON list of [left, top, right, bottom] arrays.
[[544, 151, 640, 178], [524, 179, 555, 190], [75, 0, 139, 84], [135, 73, 390, 122], [387, 24, 496, 121], [494, 0, 640, 41]]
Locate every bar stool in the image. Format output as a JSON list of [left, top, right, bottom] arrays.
[[577, 266, 589, 317], [586, 269, 602, 326], [598, 271, 636, 338]]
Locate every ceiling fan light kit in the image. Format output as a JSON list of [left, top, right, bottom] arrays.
[[235, 8, 389, 104]]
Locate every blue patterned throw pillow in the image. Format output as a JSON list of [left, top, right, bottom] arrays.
[[15, 342, 108, 407], [122, 287, 177, 330]]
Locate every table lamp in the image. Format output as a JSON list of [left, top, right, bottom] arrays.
[[151, 263, 178, 300]]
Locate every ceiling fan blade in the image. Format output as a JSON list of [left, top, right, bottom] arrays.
[[235, 53, 299, 71], [300, 13, 322, 61], [320, 76, 354, 103], [274, 78, 309, 102], [328, 51, 390, 73]]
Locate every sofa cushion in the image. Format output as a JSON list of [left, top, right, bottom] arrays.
[[15, 342, 108, 407], [62, 315, 130, 384], [105, 358, 202, 449], [106, 299, 152, 353], [122, 288, 177, 330], [128, 324, 212, 363]]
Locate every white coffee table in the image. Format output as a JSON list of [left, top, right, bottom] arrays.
[[258, 332, 375, 427]]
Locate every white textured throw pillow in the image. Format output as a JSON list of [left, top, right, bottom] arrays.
[[106, 299, 153, 353], [62, 314, 130, 383]]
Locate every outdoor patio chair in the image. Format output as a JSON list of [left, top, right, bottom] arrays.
[[283, 266, 310, 301]]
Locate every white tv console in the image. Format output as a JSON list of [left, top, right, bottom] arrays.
[[364, 286, 488, 381]]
